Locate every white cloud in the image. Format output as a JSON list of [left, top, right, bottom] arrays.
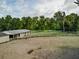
[[63, 0, 78, 14], [0, 0, 13, 17], [0, 0, 78, 17], [34, 0, 65, 16]]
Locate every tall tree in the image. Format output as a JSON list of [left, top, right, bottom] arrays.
[[5, 15, 12, 30], [11, 18, 21, 30], [49, 18, 57, 30], [0, 17, 6, 31], [21, 16, 33, 30], [38, 16, 45, 30], [32, 16, 39, 30], [54, 11, 66, 31], [65, 13, 78, 32]]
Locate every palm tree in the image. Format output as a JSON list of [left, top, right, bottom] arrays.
[[74, 0, 79, 5]]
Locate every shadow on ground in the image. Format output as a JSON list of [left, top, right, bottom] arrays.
[[58, 46, 79, 59], [31, 46, 79, 59]]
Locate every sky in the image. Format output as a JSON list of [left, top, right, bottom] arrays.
[[0, 0, 79, 17]]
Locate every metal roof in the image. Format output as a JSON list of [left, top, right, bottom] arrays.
[[0, 32, 7, 37], [2, 29, 30, 35]]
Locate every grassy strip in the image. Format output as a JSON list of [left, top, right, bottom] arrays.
[[31, 30, 79, 37]]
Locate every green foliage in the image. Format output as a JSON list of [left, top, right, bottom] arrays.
[[54, 11, 66, 31], [65, 13, 78, 32], [0, 11, 79, 32]]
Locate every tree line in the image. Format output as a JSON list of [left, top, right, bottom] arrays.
[[0, 11, 79, 32]]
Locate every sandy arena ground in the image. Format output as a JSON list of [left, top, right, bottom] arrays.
[[0, 37, 79, 59]]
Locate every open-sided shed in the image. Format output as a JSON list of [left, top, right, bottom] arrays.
[[2, 29, 31, 41]]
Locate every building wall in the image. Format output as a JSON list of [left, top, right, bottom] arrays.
[[0, 32, 30, 43], [17, 33, 30, 39], [17, 33, 26, 39], [0, 36, 9, 43]]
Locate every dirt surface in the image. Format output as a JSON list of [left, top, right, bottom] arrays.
[[0, 37, 79, 59]]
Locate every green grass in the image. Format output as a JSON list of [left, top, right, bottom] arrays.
[[31, 30, 79, 37]]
